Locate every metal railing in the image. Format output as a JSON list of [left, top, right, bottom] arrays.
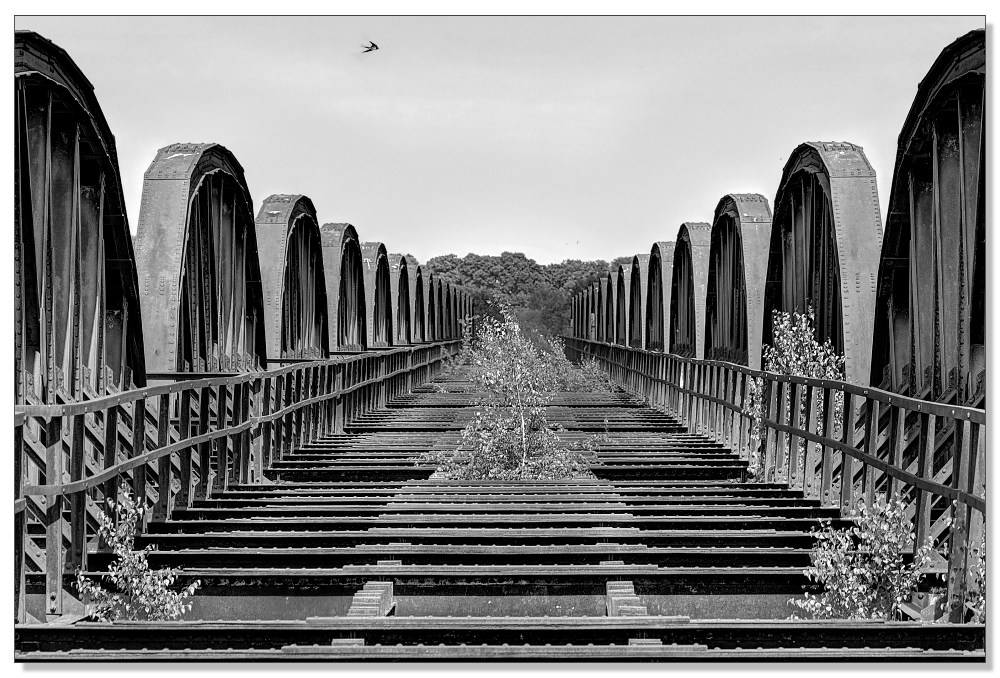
[[564, 336, 985, 623], [14, 340, 461, 623]]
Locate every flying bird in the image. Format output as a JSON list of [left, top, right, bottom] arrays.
[[362, 41, 378, 53]]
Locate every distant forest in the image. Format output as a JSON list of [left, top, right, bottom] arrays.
[[423, 252, 632, 346]]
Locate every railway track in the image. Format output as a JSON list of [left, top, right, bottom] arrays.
[[16, 375, 984, 661]]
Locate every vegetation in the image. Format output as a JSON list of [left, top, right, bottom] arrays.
[[743, 307, 845, 480], [790, 494, 940, 621], [76, 491, 200, 622], [423, 251, 632, 345], [421, 301, 601, 480]]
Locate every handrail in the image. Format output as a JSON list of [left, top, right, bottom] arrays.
[[14, 339, 461, 621], [567, 338, 986, 424], [563, 336, 985, 624], [15, 343, 438, 421]]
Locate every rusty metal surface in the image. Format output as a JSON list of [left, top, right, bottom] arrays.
[[387, 253, 411, 345], [645, 242, 675, 353], [872, 29, 985, 407], [255, 195, 329, 360], [629, 254, 649, 349], [133, 142, 266, 373], [320, 223, 366, 351], [361, 242, 393, 348], [15, 31, 146, 400], [765, 142, 882, 384], [705, 194, 772, 368], [671, 223, 711, 359]]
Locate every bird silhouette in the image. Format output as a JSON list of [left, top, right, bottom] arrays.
[[362, 41, 378, 53]]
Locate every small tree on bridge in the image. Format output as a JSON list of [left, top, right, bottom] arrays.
[[423, 301, 596, 480]]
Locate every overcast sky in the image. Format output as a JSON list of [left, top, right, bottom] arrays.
[[15, 15, 985, 265]]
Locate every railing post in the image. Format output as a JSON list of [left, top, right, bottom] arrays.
[[176, 389, 193, 511], [212, 385, 229, 495], [946, 418, 974, 622], [787, 382, 804, 490], [43, 415, 65, 620], [839, 392, 857, 512], [193, 386, 211, 502], [258, 376, 272, 479], [819, 386, 837, 507], [130, 398, 149, 526], [861, 396, 880, 507], [66, 413, 87, 575], [765, 379, 783, 484], [152, 393, 172, 522]]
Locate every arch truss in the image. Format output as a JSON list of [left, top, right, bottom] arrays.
[[15, 31, 146, 401], [704, 194, 772, 368], [320, 223, 366, 351], [670, 222, 711, 359], [255, 195, 329, 360], [134, 143, 265, 374], [764, 141, 883, 383], [871, 29, 985, 406], [361, 242, 393, 348]]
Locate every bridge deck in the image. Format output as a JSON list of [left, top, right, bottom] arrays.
[[16, 375, 984, 660]]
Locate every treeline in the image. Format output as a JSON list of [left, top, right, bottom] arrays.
[[423, 252, 632, 345]]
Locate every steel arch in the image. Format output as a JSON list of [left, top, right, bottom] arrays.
[[597, 274, 610, 343], [590, 281, 602, 342], [871, 29, 985, 406], [645, 242, 675, 353], [409, 260, 425, 343], [133, 143, 265, 374], [387, 253, 412, 345], [15, 31, 146, 401], [361, 242, 393, 348], [763, 142, 883, 383], [629, 254, 649, 349], [426, 274, 439, 342], [670, 222, 711, 359], [254, 195, 329, 360], [319, 223, 366, 352], [615, 265, 632, 346], [704, 194, 772, 368]]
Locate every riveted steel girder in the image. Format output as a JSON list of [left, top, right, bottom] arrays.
[[872, 28, 985, 406], [629, 254, 650, 349], [705, 194, 772, 369], [133, 142, 265, 373], [764, 141, 883, 384], [671, 223, 712, 359], [15, 31, 146, 400], [319, 223, 366, 351], [255, 195, 329, 360]]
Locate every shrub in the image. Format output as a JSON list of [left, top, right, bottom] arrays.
[[790, 493, 939, 620], [743, 306, 845, 480], [75, 491, 200, 622], [540, 336, 613, 393], [421, 301, 596, 480]]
